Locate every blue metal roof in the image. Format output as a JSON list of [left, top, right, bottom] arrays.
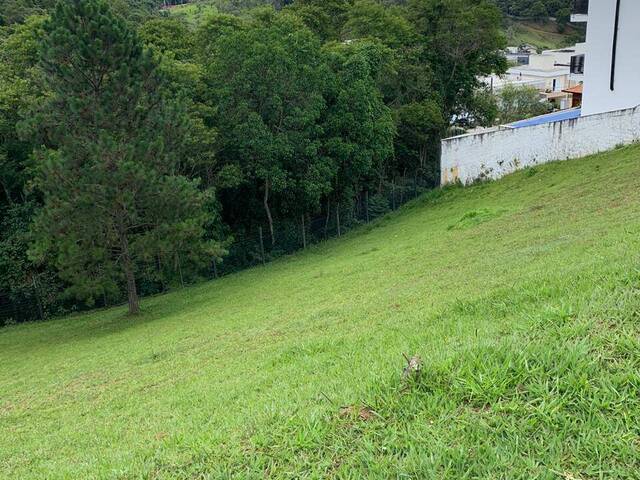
[[509, 108, 582, 129]]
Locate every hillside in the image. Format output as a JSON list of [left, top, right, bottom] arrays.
[[2, 146, 640, 478], [504, 17, 580, 50]]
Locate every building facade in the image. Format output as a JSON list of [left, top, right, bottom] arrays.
[[579, 0, 640, 115], [439, 0, 640, 187]]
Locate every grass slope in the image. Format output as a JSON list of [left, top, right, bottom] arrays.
[[504, 18, 578, 50], [2, 146, 640, 479]]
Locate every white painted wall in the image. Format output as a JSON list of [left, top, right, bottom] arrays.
[[582, 0, 640, 115], [542, 43, 587, 66], [441, 106, 640, 185]]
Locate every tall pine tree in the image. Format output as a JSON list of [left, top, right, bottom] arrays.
[[31, 0, 219, 315]]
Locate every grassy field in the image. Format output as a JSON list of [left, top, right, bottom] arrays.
[[503, 18, 580, 50], [1, 146, 640, 479]]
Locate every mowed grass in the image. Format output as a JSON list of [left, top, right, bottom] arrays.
[[2, 146, 640, 479]]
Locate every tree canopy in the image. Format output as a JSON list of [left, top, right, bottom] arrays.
[[0, 0, 511, 324], [29, 0, 220, 314]]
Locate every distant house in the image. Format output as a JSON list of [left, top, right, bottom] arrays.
[[504, 45, 537, 65], [562, 84, 583, 108], [485, 45, 585, 110], [439, 0, 640, 186], [572, 0, 640, 115]]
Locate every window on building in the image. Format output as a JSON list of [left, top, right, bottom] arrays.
[[570, 54, 585, 75]]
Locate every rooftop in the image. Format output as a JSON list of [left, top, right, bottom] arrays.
[[508, 108, 581, 129]]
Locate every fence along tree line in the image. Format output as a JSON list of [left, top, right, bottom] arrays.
[[0, 173, 427, 325], [0, 0, 507, 324]]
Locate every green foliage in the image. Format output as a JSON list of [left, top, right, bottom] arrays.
[[496, 84, 553, 124], [491, 0, 570, 18], [138, 16, 194, 60], [30, 0, 220, 314], [0, 0, 510, 322], [343, 0, 415, 49], [288, 0, 353, 41], [323, 40, 396, 204], [0, 14, 65, 323], [207, 12, 331, 243], [409, 0, 507, 121], [556, 6, 571, 32], [0, 0, 164, 25], [527, 0, 548, 22], [393, 100, 444, 183]]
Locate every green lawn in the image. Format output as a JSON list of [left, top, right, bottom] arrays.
[[2, 146, 640, 479]]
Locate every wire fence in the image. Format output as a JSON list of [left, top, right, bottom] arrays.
[[0, 176, 433, 326]]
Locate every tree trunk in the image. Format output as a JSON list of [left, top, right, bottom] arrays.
[[391, 179, 396, 210], [324, 198, 331, 237], [336, 203, 341, 237], [301, 214, 307, 249], [258, 226, 266, 266], [263, 179, 275, 246], [419, 144, 427, 169], [177, 253, 185, 288], [0, 180, 14, 206], [365, 190, 370, 223], [31, 275, 44, 321], [120, 233, 140, 315], [124, 259, 139, 315]]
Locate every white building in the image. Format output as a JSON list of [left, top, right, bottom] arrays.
[[485, 47, 585, 110], [439, 0, 640, 187], [577, 0, 640, 115]]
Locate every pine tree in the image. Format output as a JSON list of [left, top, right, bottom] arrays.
[[31, 0, 219, 315]]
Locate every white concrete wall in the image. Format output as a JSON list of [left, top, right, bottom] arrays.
[[582, 0, 640, 115], [543, 43, 587, 66], [441, 106, 640, 185], [504, 70, 569, 93]]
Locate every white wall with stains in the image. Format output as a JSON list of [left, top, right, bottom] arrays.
[[441, 106, 640, 186]]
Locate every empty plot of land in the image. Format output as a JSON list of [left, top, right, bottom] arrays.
[[1, 146, 639, 478]]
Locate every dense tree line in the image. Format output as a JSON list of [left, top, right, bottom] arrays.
[[490, 0, 571, 19], [0, 0, 506, 321]]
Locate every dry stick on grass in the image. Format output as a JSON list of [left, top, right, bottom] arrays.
[[402, 353, 423, 381]]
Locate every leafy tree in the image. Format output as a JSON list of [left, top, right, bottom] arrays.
[[342, 0, 415, 49], [340, 1, 445, 187], [30, 0, 220, 314], [408, 0, 507, 125], [140, 15, 219, 185], [0, 0, 56, 25], [0, 15, 64, 323], [490, 0, 570, 18], [139, 16, 194, 61], [322, 40, 395, 231], [288, 0, 353, 41], [393, 100, 444, 184], [556, 6, 571, 32], [496, 84, 551, 124], [528, 1, 548, 23], [207, 12, 331, 244]]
